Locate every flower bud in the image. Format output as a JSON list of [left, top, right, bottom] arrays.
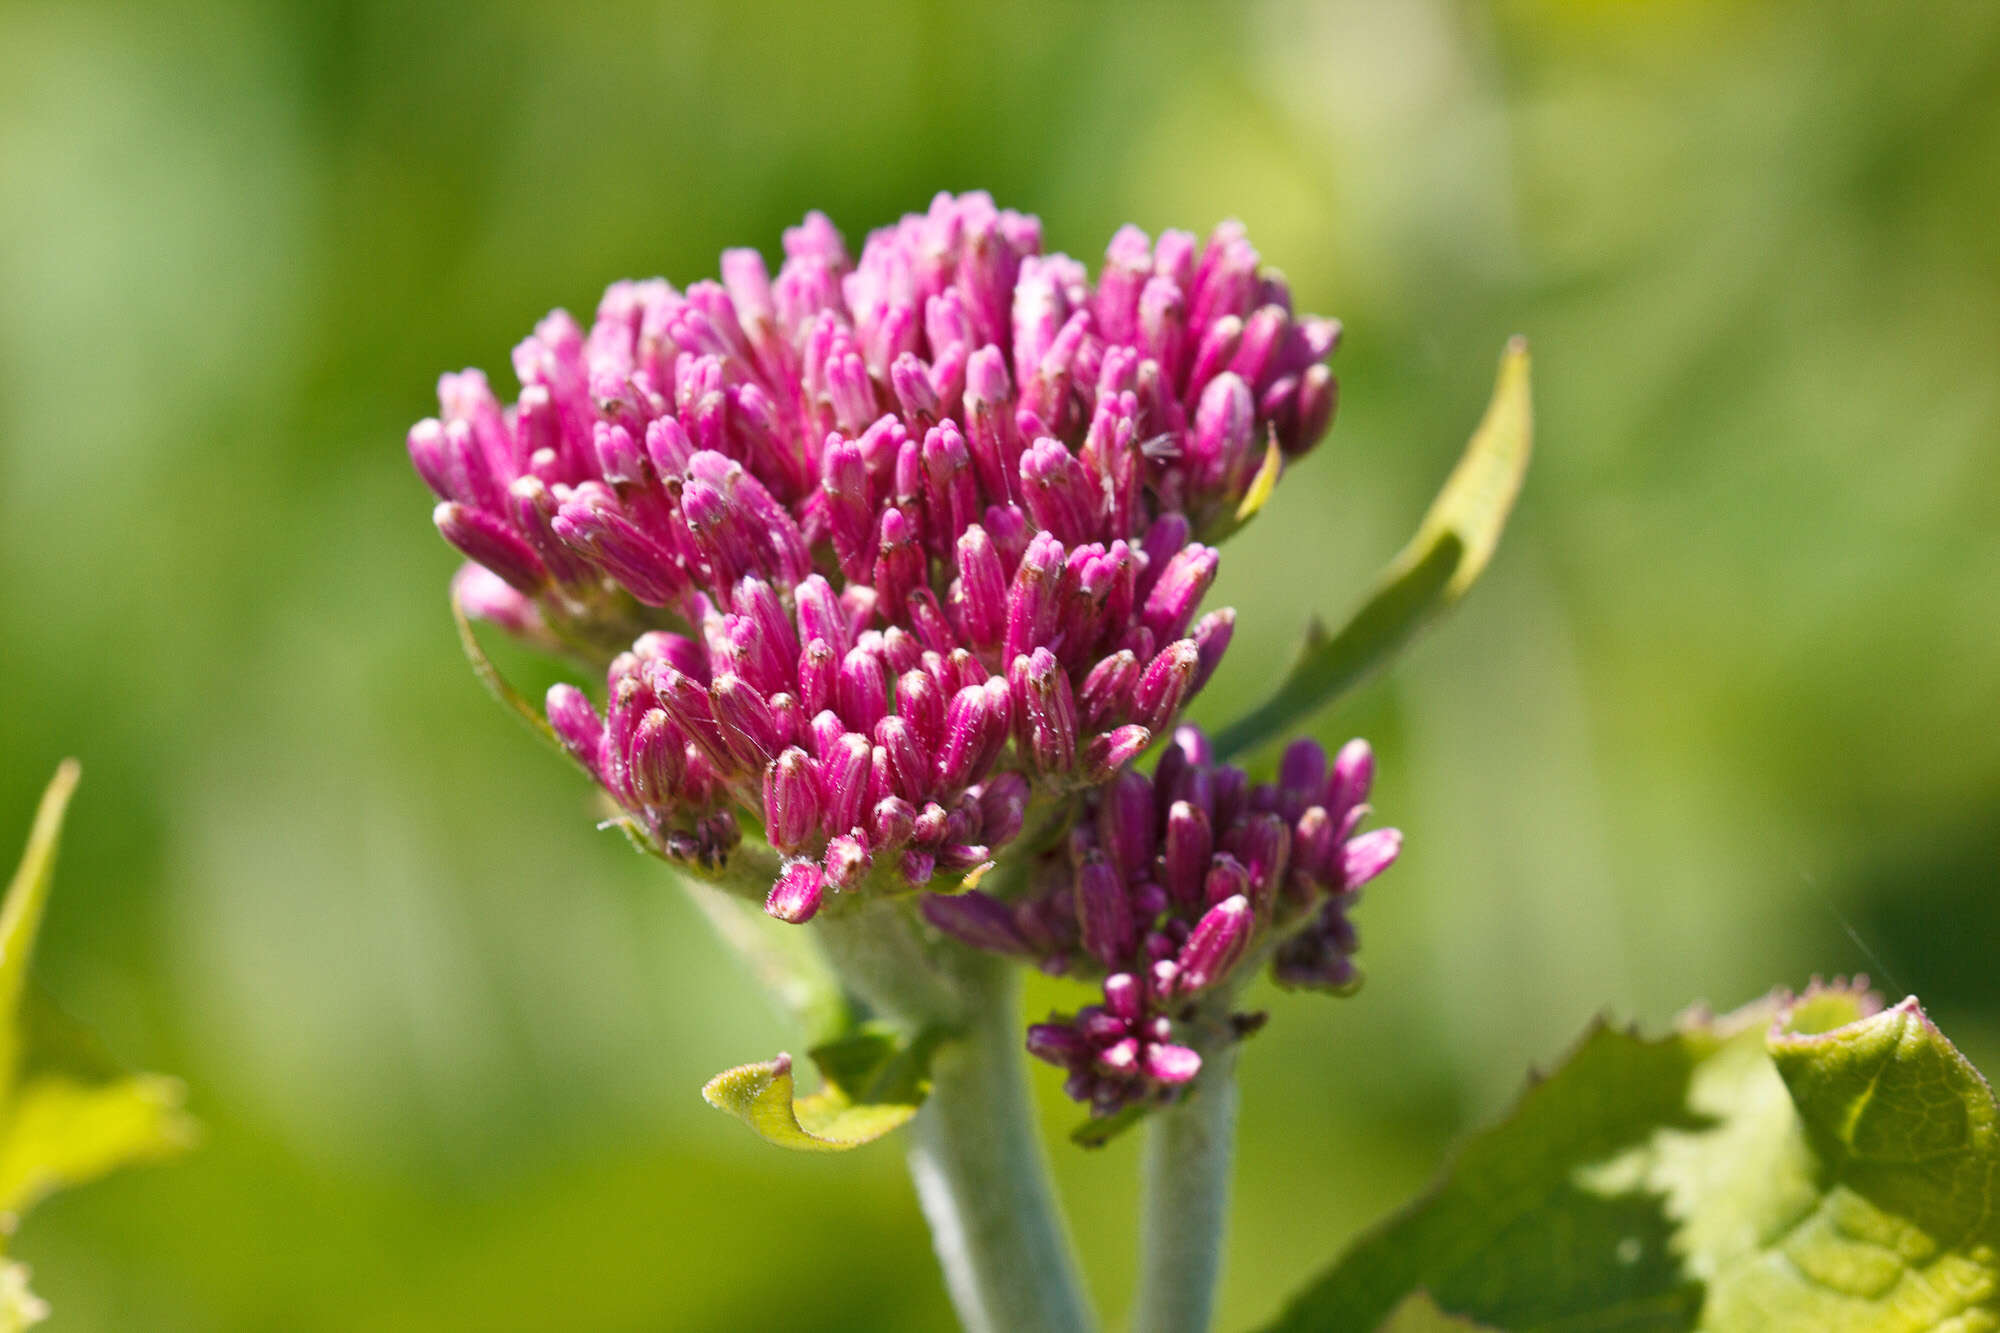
[[765, 861, 825, 924], [762, 747, 821, 852], [1176, 894, 1252, 992]]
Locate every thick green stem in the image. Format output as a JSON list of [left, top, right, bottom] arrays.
[[1134, 1017, 1240, 1333], [817, 902, 1094, 1333]]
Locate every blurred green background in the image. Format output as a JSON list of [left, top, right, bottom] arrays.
[[3, 0, 1997, 1327]]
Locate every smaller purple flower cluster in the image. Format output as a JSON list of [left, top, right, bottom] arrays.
[[923, 728, 1400, 1116]]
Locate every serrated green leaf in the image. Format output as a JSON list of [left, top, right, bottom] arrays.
[[1216, 338, 1531, 760], [701, 1023, 945, 1152], [1261, 983, 2000, 1333], [0, 766, 195, 1239]]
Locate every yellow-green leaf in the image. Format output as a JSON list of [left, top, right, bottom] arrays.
[[1216, 339, 1532, 760], [0, 766, 195, 1239], [701, 1024, 943, 1152]]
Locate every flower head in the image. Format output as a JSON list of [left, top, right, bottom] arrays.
[[409, 194, 1343, 916], [926, 727, 1400, 1117]]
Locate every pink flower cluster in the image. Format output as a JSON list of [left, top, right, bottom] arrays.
[[408, 194, 1343, 923], [924, 729, 1399, 1115]]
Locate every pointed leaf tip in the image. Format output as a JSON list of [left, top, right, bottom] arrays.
[[701, 1024, 943, 1152], [0, 763, 82, 1018], [1216, 340, 1532, 759]]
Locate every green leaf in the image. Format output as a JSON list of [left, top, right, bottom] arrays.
[[0, 994, 195, 1227], [0, 765, 195, 1237], [1375, 1292, 1503, 1332], [701, 1023, 945, 1152], [1070, 1102, 1150, 1149], [451, 591, 563, 756], [1215, 338, 1532, 760], [1261, 983, 2000, 1332]]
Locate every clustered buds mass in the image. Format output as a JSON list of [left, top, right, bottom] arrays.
[[408, 193, 1397, 1117]]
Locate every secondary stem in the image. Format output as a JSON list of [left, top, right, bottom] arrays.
[[817, 902, 1095, 1333], [1133, 1012, 1241, 1333]]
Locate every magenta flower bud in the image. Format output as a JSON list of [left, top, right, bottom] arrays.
[[1079, 649, 1141, 731], [1162, 800, 1213, 908], [766, 861, 826, 924], [628, 708, 686, 807], [545, 684, 604, 773], [922, 422, 982, 550], [1103, 970, 1144, 1022], [1327, 738, 1376, 819], [1082, 725, 1152, 783], [1076, 856, 1136, 968], [592, 421, 647, 489], [1292, 805, 1337, 884], [1143, 1043, 1202, 1085], [935, 679, 1008, 789], [712, 672, 781, 773], [763, 747, 821, 852], [1177, 894, 1252, 992], [1004, 531, 1065, 667], [974, 772, 1030, 847], [952, 524, 1010, 652], [1027, 1023, 1092, 1067], [871, 795, 917, 846], [1020, 437, 1099, 546], [819, 732, 873, 837], [1138, 276, 1188, 384], [820, 436, 876, 582], [642, 415, 693, 477], [1097, 769, 1158, 885], [837, 645, 890, 734], [1285, 363, 1337, 459], [1190, 608, 1235, 693], [1279, 737, 1329, 816], [1096, 1038, 1141, 1077], [886, 670, 940, 758], [923, 891, 1031, 954], [1187, 316, 1244, 401], [890, 352, 940, 422], [1133, 880, 1169, 918], [874, 714, 931, 802], [793, 575, 850, 657], [553, 498, 687, 606], [507, 477, 596, 588], [1133, 640, 1199, 733], [1191, 371, 1256, 495], [873, 506, 927, 624], [1200, 852, 1248, 904], [900, 849, 937, 886], [453, 564, 547, 642], [1011, 648, 1079, 775], [1233, 813, 1292, 909], [434, 502, 547, 594], [1140, 544, 1218, 645], [1338, 828, 1402, 890], [797, 639, 838, 717], [1229, 304, 1289, 392], [824, 833, 871, 889], [646, 666, 728, 773]]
